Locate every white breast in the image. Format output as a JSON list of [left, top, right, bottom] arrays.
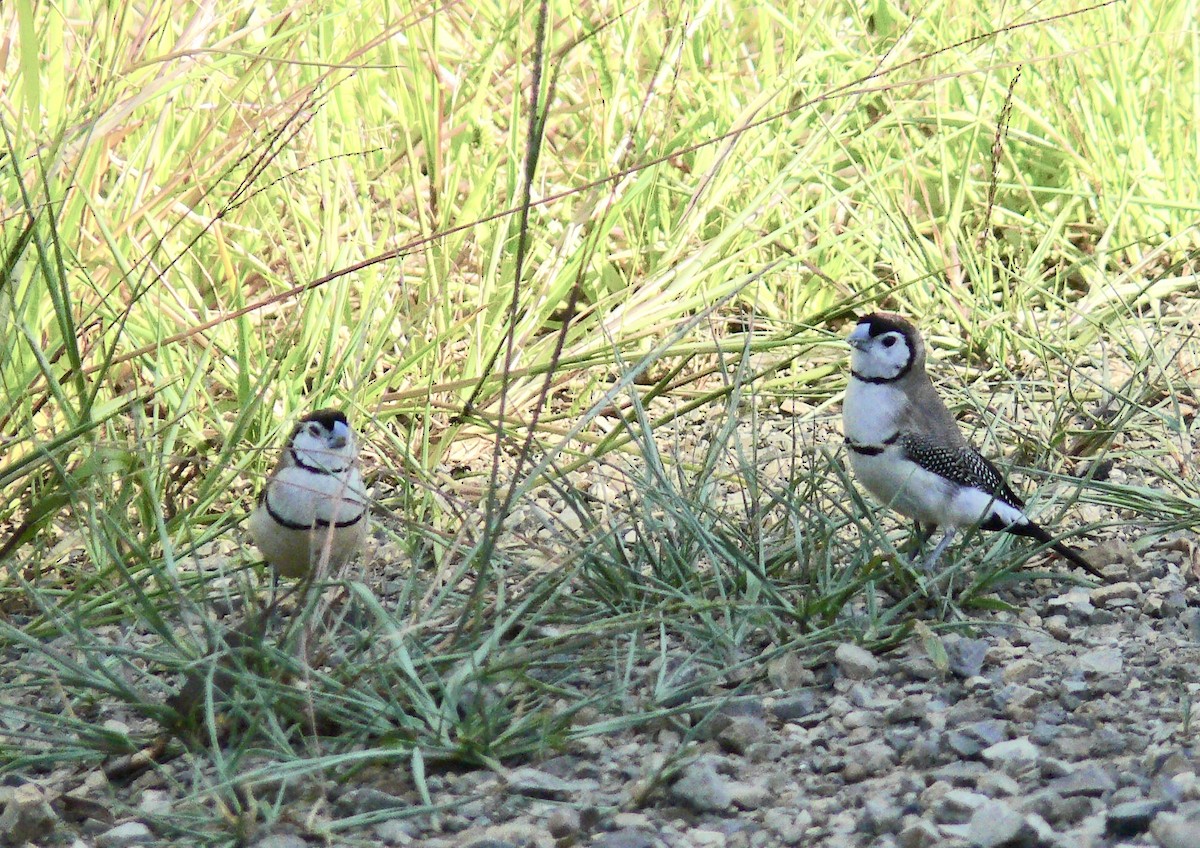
[[269, 466, 366, 526], [842, 379, 905, 445], [250, 467, 368, 578]]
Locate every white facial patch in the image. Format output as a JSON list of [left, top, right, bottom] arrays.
[[848, 323, 912, 381]]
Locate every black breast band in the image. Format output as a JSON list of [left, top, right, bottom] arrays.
[[845, 432, 899, 456], [264, 492, 364, 531]]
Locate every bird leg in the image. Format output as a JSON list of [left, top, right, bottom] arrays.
[[919, 528, 957, 572], [904, 521, 935, 559]]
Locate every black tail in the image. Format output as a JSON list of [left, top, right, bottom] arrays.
[[1007, 520, 1104, 579]]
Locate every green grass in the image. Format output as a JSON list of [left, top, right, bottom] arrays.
[[2, 0, 1200, 842]]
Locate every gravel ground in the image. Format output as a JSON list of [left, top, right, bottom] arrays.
[[10, 491, 1200, 848], [248, 539, 1200, 848]]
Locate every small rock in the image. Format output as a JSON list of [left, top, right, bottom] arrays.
[[935, 788, 989, 824], [768, 652, 815, 690], [715, 698, 767, 719], [1001, 659, 1042, 685], [375, 819, 422, 845], [964, 720, 1009, 748], [1090, 582, 1140, 607], [1106, 799, 1169, 838], [1150, 812, 1200, 848], [595, 829, 657, 848], [771, 692, 818, 721], [946, 637, 989, 679], [717, 716, 770, 755], [547, 808, 580, 839], [897, 815, 941, 848], [976, 772, 1021, 797], [997, 684, 1044, 712], [860, 796, 902, 834], [507, 768, 575, 801], [135, 790, 172, 817], [981, 738, 1040, 775], [931, 761, 990, 786], [688, 827, 726, 847], [1077, 647, 1123, 677], [1044, 616, 1072, 642], [966, 799, 1036, 847], [841, 741, 896, 782], [843, 709, 881, 729], [885, 695, 928, 724], [250, 837, 309, 848], [464, 823, 544, 848], [1087, 540, 1136, 568], [95, 822, 155, 848], [1180, 608, 1200, 643], [834, 643, 880, 680], [670, 761, 732, 812], [1025, 813, 1056, 845], [763, 808, 811, 845], [0, 785, 58, 845], [727, 780, 770, 810], [1046, 588, 1095, 619], [947, 730, 987, 758], [1048, 764, 1116, 797]]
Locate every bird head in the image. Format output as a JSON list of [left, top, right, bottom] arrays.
[[847, 312, 925, 382], [287, 409, 357, 472]]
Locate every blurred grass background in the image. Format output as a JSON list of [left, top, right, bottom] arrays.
[[2, 0, 1199, 840]]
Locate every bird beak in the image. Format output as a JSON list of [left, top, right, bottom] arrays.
[[846, 323, 870, 350], [328, 421, 351, 450]]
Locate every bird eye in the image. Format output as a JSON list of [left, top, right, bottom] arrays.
[[308, 424, 321, 435], [882, 336, 897, 348]]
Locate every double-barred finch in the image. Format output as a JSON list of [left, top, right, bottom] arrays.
[[841, 312, 1102, 578], [248, 409, 368, 580]]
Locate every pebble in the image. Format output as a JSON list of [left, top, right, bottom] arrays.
[[885, 695, 928, 724], [337, 787, 406, 814], [859, 796, 902, 834], [507, 768, 577, 801], [595, 830, 658, 848], [95, 822, 155, 848], [771, 692, 818, 721], [834, 643, 880, 680], [727, 780, 770, 810], [767, 652, 815, 690], [947, 638, 989, 679], [1105, 798, 1169, 837], [841, 740, 896, 782], [0, 785, 57, 845], [981, 737, 1040, 774], [1001, 658, 1041, 684], [976, 771, 1021, 797], [1150, 812, 1200, 848], [1077, 647, 1123, 676], [717, 716, 770, 755], [935, 788, 989, 824], [670, 761, 732, 812], [1090, 582, 1141, 606], [966, 799, 1036, 848], [375, 819, 422, 845], [547, 807, 580, 838], [1047, 763, 1116, 797], [762, 808, 811, 845], [897, 816, 941, 848]]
